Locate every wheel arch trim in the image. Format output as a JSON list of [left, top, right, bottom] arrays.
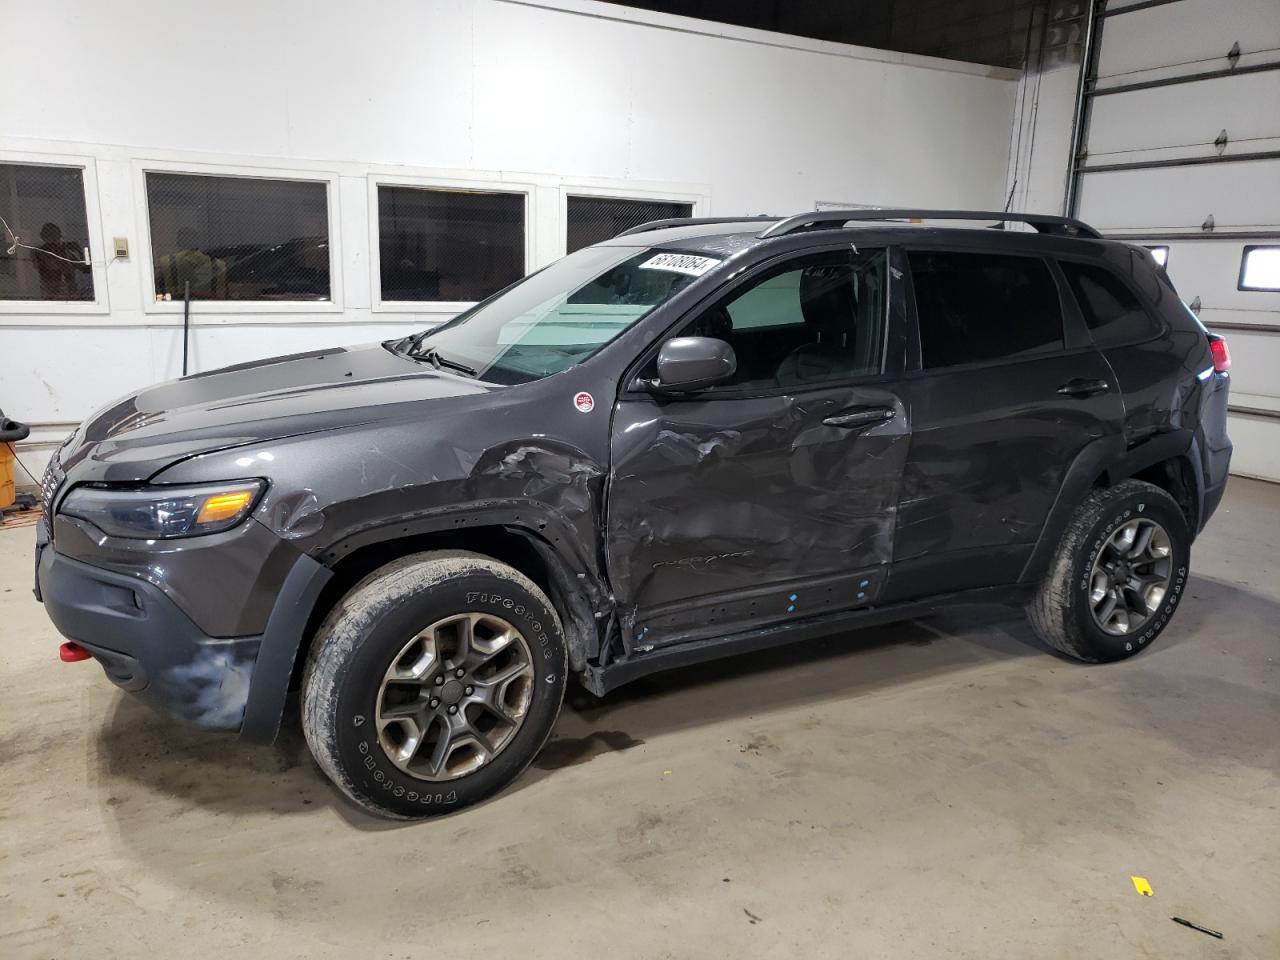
[[239, 552, 333, 743], [1018, 430, 1200, 584], [241, 504, 608, 744]]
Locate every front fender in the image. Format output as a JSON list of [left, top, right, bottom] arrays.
[[318, 502, 610, 670]]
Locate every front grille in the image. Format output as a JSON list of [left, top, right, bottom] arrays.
[[40, 438, 70, 538]]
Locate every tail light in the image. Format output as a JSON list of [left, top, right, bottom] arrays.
[[1208, 335, 1231, 374]]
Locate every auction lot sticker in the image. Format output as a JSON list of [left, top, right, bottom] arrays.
[[639, 253, 721, 276]]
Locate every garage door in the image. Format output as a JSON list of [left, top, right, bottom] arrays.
[[1069, 0, 1280, 481]]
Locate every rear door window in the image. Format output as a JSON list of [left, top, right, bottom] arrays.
[[908, 250, 1064, 369], [1059, 260, 1161, 344]]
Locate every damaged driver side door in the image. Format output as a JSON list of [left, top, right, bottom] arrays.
[[605, 245, 912, 651]]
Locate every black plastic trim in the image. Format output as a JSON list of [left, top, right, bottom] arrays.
[[238, 553, 333, 744], [581, 585, 1027, 696]]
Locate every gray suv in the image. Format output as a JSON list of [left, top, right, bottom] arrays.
[[35, 209, 1233, 818]]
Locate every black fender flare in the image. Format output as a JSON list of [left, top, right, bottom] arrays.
[[1018, 430, 1199, 584], [240, 501, 609, 744], [320, 501, 608, 671]]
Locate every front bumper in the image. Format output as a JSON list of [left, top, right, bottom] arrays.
[[38, 536, 261, 731], [36, 532, 332, 741]]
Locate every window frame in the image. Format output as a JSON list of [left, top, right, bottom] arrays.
[[557, 181, 708, 257], [622, 241, 894, 401], [900, 242, 1079, 375], [368, 173, 536, 315], [134, 159, 343, 315], [0, 150, 108, 316], [1238, 244, 1280, 293], [1054, 254, 1167, 348]]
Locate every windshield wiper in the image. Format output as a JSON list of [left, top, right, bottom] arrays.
[[416, 346, 477, 377], [402, 329, 431, 354], [391, 333, 478, 377]]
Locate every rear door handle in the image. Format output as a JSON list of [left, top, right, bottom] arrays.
[[1057, 378, 1110, 398], [822, 407, 895, 428]]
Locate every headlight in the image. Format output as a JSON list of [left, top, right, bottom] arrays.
[[60, 480, 265, 539]]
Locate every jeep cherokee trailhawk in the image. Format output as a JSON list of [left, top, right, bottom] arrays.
[[36, 209, 1232, 818]]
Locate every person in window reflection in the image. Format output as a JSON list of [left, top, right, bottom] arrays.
[[157, 227, 227, 299], [34, 222, 83, 299]]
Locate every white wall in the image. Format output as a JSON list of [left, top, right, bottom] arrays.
[[1, 0, 1018, 481]]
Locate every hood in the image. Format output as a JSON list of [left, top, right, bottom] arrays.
[[61, 343, 499, 483]]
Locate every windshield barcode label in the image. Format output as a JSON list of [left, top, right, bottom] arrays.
[[639, 253, 721, 276]]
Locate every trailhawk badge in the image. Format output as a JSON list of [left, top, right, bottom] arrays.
[[573, 391, 595, 413]]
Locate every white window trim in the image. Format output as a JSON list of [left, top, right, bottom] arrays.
[[0, 150, 109, 315], [368, 173, 537, 315], [557, 181, 710, 256], [133, 158, 344, 315]]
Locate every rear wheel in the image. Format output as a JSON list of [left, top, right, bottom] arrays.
[[302, 551, 567, 819], [1028, 480, 1190, 662]]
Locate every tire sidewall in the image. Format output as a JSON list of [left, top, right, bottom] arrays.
[[331, 569, 566, 817], [1069, 490, 1190, 659]]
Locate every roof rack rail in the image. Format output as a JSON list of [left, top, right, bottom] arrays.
[[757, 208, 1102, 240], [616, 215, 777, 238]]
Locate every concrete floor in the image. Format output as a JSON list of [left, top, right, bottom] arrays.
[[1, 480, 1277, 959]]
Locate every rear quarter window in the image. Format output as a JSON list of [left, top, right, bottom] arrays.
[[908, 250, 1064, 369], [1060, 260, 1161, 345]]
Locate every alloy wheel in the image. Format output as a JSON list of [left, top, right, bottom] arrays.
[[375, 613, 535, 781], [1087, 518, 1173, 636]]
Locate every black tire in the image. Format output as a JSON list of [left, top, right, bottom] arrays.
[[301, 550, 567, 819], [1028, 480, 1190, 663]]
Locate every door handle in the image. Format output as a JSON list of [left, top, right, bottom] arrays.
[[822, 407, 895, 428], [1057, 378, 1110, 398]]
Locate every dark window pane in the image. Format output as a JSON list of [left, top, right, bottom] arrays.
[[378, 186, 524, 302], [669, 248, 886, 391], [909, 251, 1063, 369], [146, 172, 330, 301], [567, 196, 693, 253], [1060, 261, 1160, 344], [0, 163, 93, 301]]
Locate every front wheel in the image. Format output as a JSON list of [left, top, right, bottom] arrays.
[[302, 551, 568, 819], [1028, 480, 1191, 662]]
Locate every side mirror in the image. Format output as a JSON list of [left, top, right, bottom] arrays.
[[652, 336, 737, 393]]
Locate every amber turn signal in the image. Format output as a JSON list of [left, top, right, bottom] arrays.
[[195, 489, 257, 525]]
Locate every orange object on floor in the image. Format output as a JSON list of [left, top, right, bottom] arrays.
[[0, 442, 15, 510]]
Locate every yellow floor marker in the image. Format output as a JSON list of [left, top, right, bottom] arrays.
[[1131, 876, 1154, 897]]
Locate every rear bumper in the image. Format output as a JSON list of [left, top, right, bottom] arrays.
[[1195, 372, 1233, 533], [36, 537, 331, 741], [1199, 470, 1229, 533]]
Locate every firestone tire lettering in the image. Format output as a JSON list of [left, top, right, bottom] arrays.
[[302, 551, 568, 819]]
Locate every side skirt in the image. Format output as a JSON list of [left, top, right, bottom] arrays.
[[580, 583, 1031, 696]]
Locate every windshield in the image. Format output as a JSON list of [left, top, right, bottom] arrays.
[[391, 245, 719, 384]]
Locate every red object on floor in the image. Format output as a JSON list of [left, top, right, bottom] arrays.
[[59, 642, 92, 662]]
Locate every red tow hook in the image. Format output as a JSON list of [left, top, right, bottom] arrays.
[[59, 642, 92, 663]]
